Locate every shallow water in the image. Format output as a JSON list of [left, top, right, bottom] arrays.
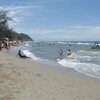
[[9, 41, 100, 79]]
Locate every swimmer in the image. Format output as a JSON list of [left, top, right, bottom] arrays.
[[67, 49, 71, 56], [58, 49, 63, 56]]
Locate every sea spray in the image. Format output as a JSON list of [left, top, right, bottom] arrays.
[[22, 50, 39, 60]]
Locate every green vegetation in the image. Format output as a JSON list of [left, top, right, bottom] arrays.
[[0, 10, 33, 41]]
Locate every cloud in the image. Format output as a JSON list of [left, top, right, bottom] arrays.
[[29, 26, 100, 34], [27, 25, 100, 40], [5, 5, 42, 11], [0, 4, 42, 24]]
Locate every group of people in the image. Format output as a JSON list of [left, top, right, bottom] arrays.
[[0, 39, 10, 50], [17, 48, 71, 59], [0, 38, 19, 51], [58, 49, 71, 56]]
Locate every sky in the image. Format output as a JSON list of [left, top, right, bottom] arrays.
[[0, 0, 100, 41]]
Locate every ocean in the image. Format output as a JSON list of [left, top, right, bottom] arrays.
[[9, 41, 100, 79]]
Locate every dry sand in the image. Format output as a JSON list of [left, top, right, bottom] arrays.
[[0, 51, 100, 100]]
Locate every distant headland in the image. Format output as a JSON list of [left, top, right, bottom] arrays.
[[0, 10, 33, 41]]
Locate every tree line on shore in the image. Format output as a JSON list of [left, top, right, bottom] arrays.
[[0, 10, 33, 41]]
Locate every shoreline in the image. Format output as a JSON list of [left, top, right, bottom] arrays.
[[7, 43, 100, 80], [0, 51, 100, 100], [8, 47, 100, 80]]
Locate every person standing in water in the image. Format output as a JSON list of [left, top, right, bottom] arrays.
[[67, 49, 71, 56], [58, 49, 63, 56]]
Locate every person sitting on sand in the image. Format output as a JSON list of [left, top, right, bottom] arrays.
[[16, 50, 30, 58], [67, 49, 71, 56], [58, 49, 63, 56]]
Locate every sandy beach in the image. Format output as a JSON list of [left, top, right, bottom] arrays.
[[0, 51, 100, 100]]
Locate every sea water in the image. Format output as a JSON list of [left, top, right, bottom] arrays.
[[9, 41, 100, 79]]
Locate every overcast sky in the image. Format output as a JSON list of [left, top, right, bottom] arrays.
[[0, 0, 100, 41]]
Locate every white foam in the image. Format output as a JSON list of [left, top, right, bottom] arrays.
[[56, 41, 68, 44], [22, 50, 39, 60], [77, 42, 90, 45], [24, 43, 29, 47], [22, 50, 50, 64], [58, 59, 100, 79]]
